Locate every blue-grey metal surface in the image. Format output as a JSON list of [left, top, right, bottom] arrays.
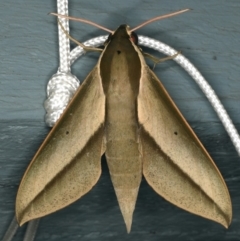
[[0, 1, 240, 240]]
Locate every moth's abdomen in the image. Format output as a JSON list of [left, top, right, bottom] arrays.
[[105, 79, 142, 232], [105, 120, 142, 233]]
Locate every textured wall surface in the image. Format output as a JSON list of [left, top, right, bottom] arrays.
[[0, 1, 240, 241]]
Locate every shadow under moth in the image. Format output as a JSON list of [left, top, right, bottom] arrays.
[[15, 9, 232, 234]]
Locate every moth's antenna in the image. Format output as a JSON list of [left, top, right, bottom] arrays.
[[131, 8, 191, 32], [50, 13, 113, 34]]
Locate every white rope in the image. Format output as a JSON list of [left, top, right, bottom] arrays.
[[56, 0, 70, 73], [44, 0, 240, 156], [44, 0, 80, 126], [44, 72, 79, 126]]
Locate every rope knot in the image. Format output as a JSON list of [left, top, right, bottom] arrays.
[[44, 72, 80, 127]]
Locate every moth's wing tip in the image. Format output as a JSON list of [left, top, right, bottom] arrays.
[[219, 212, 232, 229], [15, 212, 28, 227], [16, 206, 36, 227]]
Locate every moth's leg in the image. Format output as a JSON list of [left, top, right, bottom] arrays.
[[23, 219, 40, 241], [1, 216, 18, 241], [143, 51, 181, 69], [58, 19, 103, 52]]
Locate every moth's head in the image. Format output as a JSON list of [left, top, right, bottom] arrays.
[[105, 24, 138, 45]]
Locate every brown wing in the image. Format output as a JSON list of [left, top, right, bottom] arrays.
[[16, 66, 106, 226], [138, 66, 232, 228]]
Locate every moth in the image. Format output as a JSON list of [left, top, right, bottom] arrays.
[[15, 9, 231, 234]]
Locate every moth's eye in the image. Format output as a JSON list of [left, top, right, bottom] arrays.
[[130, 32, 138, 45], [105, 33, 113, 45]]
